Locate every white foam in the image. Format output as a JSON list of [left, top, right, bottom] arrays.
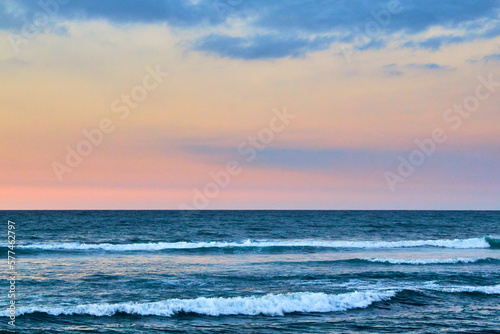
[[8, 291, 396, 317], [364, 257, 489, 265], [424, 283, 500, 295], [17, 237, 491, 251]]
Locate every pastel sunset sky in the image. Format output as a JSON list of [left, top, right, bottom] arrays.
[[1, 0, 499, 209]]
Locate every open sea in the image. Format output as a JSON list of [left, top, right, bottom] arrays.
[[1, 210, 499, 333]]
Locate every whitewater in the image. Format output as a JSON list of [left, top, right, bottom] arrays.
[[10, 236, 499, 251]]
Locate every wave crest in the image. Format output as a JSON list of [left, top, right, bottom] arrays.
[[363, 257, 492, 265], [486, 236, 500, 249], [424, 283, 500, 295], [10, 291, 396, 317], [14, 237, 492, 251]]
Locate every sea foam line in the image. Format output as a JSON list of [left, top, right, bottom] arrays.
[[424, 283, 500, 295], [11, 237, 493, 251], [7, 291, 396, 317], [363, 257, 492, 265]]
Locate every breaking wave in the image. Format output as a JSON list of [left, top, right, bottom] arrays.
[[424, 283, 500, 295], [11, 236, 496, 252], [6, 284, 500, 318], [8, 291, 396, 317], [363, 257, 494, 265], [485, 236, 500, 249]]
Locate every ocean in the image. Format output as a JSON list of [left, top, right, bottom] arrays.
[[1, 210, 499, 333]]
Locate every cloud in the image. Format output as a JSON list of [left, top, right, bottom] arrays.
[[251, 0, 500, 35], [179, 143, 500, 186], [180, 144, 396, 171], [404, 35, 467, 51], [0, 0, 231, 29], [0, 57, 29, 68], [382, 62, 454, 76], [252, 148, 394, 171], [406, 63, 454, 70], [2, 0, 500, 59], [192, 33, 335, 60], [483, 53, 500, 62], [383, 64, 403, 76]]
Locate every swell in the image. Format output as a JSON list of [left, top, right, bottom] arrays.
[[5, 236, 495, 252], [6, 283, 500, 318]]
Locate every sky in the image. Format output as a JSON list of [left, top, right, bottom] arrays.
[[0, 0, 499, 209]]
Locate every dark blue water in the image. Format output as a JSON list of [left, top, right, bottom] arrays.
[[1, 211, 499, 333]]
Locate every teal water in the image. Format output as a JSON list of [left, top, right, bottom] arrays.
[[1, 211, 499, 333]]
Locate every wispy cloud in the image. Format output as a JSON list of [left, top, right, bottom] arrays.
[[406, 63, 454, 70], [383, 64, 403, 76], [483, 53, 500, 62], [192, 34, 336, 60], [382, 62, 453, 76], [3, 0, 500, 59]]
